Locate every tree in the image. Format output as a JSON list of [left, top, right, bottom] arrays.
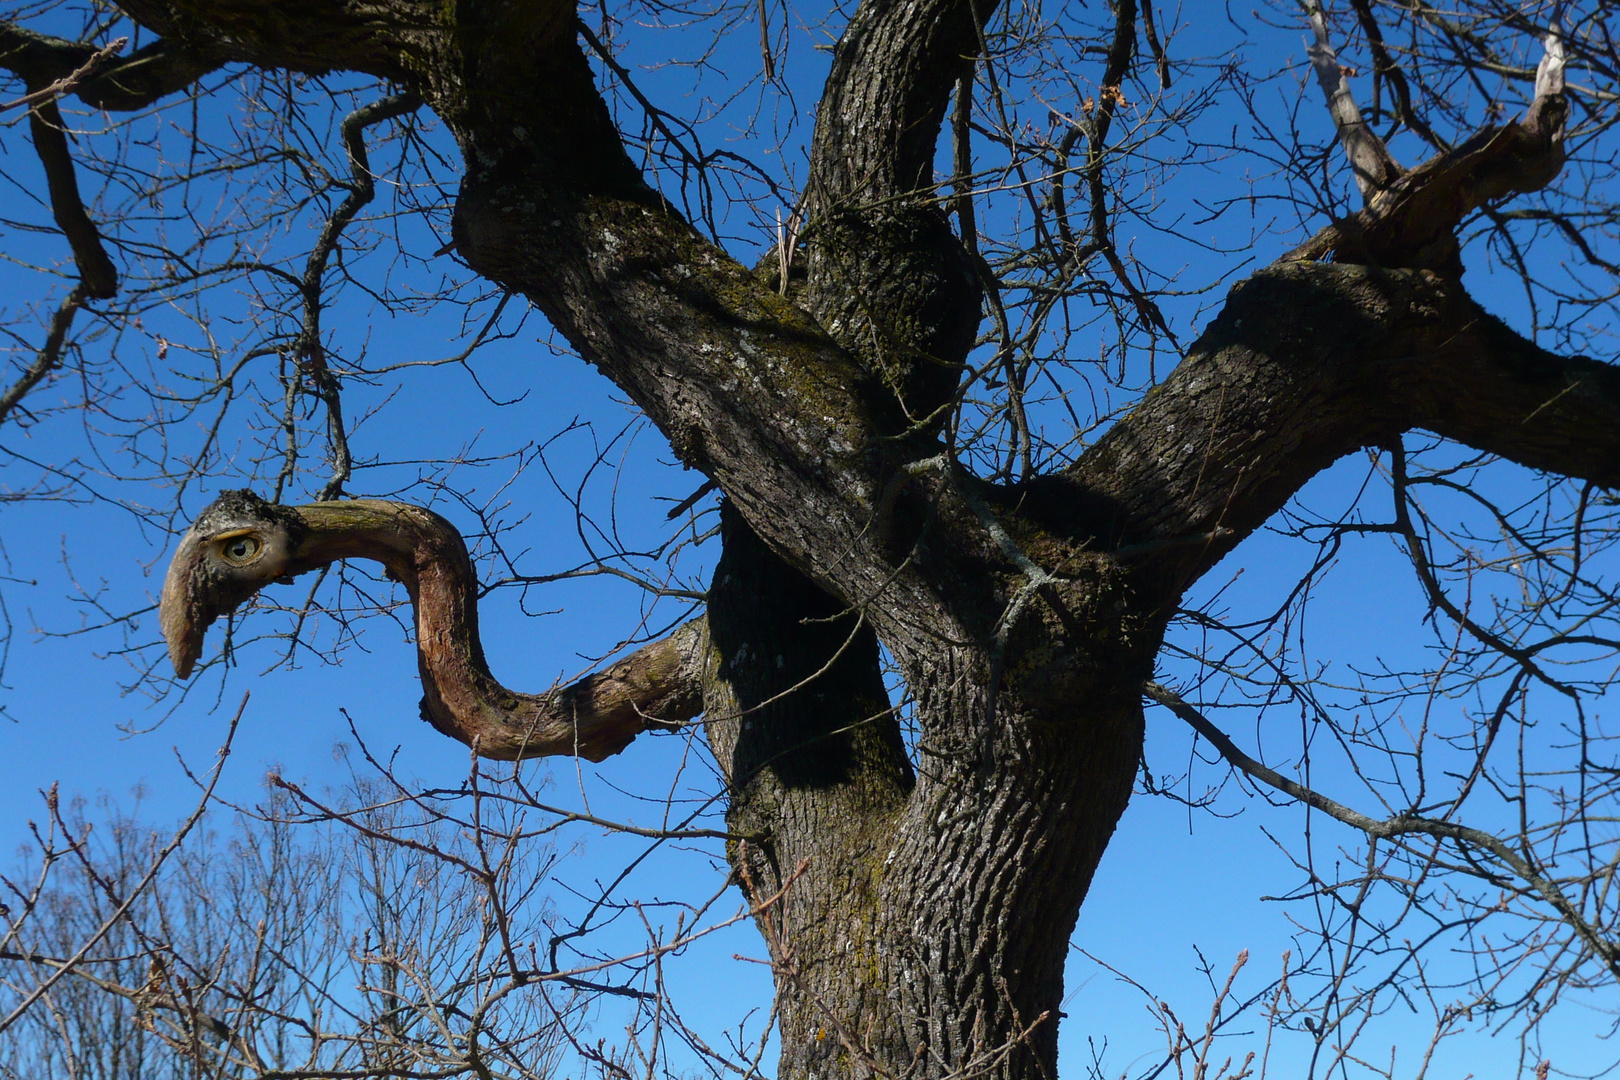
[[2, 0, 1617, 1078], [2, 758, 582, 1078]]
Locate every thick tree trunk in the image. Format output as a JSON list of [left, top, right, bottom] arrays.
[[704, 504, 918, 1077], [103, 6, 1613, 1080], [868, 678, 1143, 1079], [705, 504, 1149, 1080]]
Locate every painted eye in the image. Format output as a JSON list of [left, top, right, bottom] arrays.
[[219, 535, 262, 565]]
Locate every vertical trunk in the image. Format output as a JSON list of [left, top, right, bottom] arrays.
[[872, 671, 1143, 1079], [704, 503, 917, 1077], [705, 506, 1146, 1080]]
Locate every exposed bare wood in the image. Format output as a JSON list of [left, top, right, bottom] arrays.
[[1287, 18, 1568, 273], [1302, 0, 1403, 199], [161, 492, 707, 761]]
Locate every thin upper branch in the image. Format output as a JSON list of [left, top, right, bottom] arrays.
[[1288, 17, 1568, 273], [0, 36, 125, 112], [0, 287, 83, 427], [1302, 1, 1403, 198]]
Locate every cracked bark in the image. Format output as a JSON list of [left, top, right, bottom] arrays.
[[122, 1, 1616, 1076]]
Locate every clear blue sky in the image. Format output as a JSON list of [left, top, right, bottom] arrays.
[[2, 3, 1614, 1077]]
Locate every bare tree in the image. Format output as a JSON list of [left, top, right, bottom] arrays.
[[1, 747, 595, 1079], [3, 0, 1618, 1078]]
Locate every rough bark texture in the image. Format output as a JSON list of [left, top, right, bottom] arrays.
[[703, 506, 916, 1077], [117, 1, 1619, 1077]]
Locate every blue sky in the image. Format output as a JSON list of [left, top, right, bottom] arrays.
[[2, 1, 1617, 1076]]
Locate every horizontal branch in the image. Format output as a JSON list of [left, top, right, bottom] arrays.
[[1402, 315, 1620, 489], [1, 22, 225, 111], [0, 36, 125, 112]]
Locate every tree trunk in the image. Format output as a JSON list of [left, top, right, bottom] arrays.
[[705, 504, 1147, 1080], [100, 5, 1616, 1080]]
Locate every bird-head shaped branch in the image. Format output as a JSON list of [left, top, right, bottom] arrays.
[[160, 490, 705, 760]]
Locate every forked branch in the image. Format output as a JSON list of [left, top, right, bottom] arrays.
[[1290, 17, 1568, 273], [1143, 681, 1620, 979], [1302, 1, 1402, 198]]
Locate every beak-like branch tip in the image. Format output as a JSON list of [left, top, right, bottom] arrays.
[[159, 529, 210, 680]]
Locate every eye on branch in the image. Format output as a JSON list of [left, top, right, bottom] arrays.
[[160, 491, 707, 761]]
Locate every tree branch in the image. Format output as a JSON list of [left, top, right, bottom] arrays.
[[1143, 681, 1620, 978], [1396, 309, 1620, 490], [109, 0, 979, 641], [293, 91, 423, 501], [806, 0, 990, 205], [0, 36, 125, 112], [0, 22, 224, 111], [162, 495, 710, 761], [27, 94, 117, 299], [1057, 260, 1618, 596], [0, 287, 83, 427], [1301, 0, 1402, 198], [1287, 18, 1567, 274], [793, 0, 990, 420]]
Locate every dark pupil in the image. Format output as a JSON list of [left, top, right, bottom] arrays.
[[230, 539, 252, 558]]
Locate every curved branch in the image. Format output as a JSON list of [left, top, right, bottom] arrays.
[[0, 287, 84, 427], [1056, 260, 1619, 597], [807, 0, 988, 206], [795, 0, 992, 418], [292, 91, 423, 502], [160, 493, 708, 761], [101, 0, 996, 645], [1031, 17, 1590, 601]]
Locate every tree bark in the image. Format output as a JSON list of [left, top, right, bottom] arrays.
[[105, 3, 1617, 1079], [704, 506, 1148, 1080]]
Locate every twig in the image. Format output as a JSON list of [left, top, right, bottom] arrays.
[[0, 36, 126, 113], [1142, 680, 1620, 977]]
